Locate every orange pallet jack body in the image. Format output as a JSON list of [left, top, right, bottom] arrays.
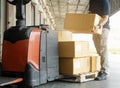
[[0, 0, 59, 88]]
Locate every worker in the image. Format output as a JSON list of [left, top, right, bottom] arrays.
[[89, 0, 110, 80]]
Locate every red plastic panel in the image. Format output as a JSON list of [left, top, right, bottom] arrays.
[[2, 39, 29, 72], [27, 29, 41, 70]]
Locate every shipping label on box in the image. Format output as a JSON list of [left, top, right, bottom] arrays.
[[64, 13, 101, 34], [59, 41, 89, 57]]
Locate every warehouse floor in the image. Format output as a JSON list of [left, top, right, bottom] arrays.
[[37, 53, 120, 88]]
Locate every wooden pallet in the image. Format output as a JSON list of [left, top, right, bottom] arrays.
[[58, 72, 99, 83], [79, 72, 98, 82]]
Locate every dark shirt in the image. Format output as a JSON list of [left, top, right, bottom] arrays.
[[89, 0, 110, 29]]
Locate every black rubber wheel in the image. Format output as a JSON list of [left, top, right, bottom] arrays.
[[7, 0, 31, 5]]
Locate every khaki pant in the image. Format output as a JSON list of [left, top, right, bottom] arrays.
[[93, 28, 110, 74]]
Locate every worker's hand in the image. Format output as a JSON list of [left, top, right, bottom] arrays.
[[92, 24, 103, 34]]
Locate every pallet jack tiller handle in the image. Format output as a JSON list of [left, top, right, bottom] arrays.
[[7, 0, 31, 26]]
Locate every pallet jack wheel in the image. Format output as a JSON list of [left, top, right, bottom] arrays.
[[7, 0, 31, 5]]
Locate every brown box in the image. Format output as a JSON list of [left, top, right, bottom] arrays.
[[64, 13, 101, 34], [59, 41, 89, 57], [56, 30, 72, 41], [59, 57, 90, 75], [90, 55, 101, 72]]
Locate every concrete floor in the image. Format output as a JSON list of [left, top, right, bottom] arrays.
[[37, 53, 120, 88]]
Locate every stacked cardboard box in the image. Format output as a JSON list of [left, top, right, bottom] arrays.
[[64, 13, 102, 34], [58, 13, 101, 76], [59, 42, 101, 75], [59, 41, 90, 75], [59, 57, 90, 75], [57, 30, 72, 41], [90, 55, 101, 72], [59, 41, 89, 57]]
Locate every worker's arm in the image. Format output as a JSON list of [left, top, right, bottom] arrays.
[[99, 15, 109, 27], [95, 15, 109, 29], [93, 15, 109, 34]]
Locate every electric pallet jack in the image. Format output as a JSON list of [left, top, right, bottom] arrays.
[[0, 0, 59, 88]]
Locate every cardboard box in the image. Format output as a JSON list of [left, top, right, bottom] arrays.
[[57, 30, 72, 41], [59, 57, 90, 75], [90, 55, 101, 72], [64, 13, 101, 34], [59, 41, 89, 57]]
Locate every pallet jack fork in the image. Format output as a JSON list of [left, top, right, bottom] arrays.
[[0, 0, 59, 88]]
